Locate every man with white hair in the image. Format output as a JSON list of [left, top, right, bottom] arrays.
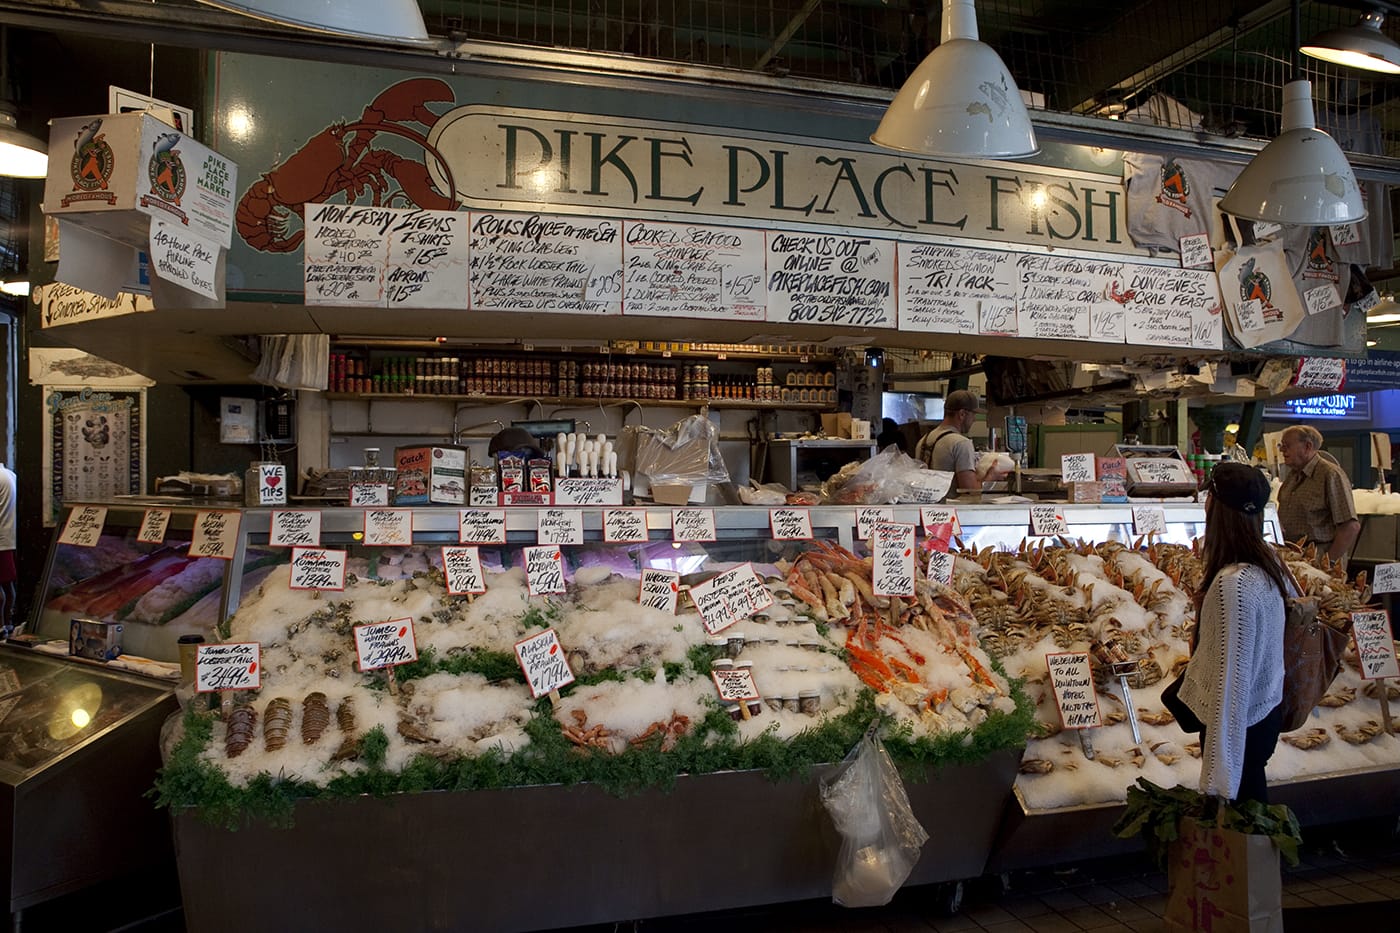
[[1277, 425, 1359, 567]]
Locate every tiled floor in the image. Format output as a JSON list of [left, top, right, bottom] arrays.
[[555, 818, 1400, 933]]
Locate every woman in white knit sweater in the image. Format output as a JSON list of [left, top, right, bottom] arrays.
[[1177, 462, 1290, 804]]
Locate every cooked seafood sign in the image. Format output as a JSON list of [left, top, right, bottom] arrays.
[[289, 547, 346, 591], [514, 627, 575, 699], [354, 618, 418, 672], [58, 505, 107, 547], [1046, 652, 1101, 729], [871, 522, 916, 598], [441, 546, 486, 595], [196, 642, 261, 692], [1350, 611, 1400, 680], [638, 569, 680, 614]]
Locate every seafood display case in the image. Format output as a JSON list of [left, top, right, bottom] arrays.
[[167, 506, 1023, 933], [30, 501, 285, 665], [0, 646, 177, 911]]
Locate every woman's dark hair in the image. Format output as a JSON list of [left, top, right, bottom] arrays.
[[1199, 493, 1290, 605]]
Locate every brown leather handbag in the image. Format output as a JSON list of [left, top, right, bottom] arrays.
[[1279, 568, 1352, 732]]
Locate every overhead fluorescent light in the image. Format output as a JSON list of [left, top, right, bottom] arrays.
[[871, 0, 1038, 160]]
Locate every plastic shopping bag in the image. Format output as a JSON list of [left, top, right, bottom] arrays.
[[819, 728, 929, 907]]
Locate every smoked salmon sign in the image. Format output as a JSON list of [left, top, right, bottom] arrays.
[[231, 76, 1139, 259]]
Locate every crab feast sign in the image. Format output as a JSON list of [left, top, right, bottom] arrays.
[[215, 62, 1232, 349]]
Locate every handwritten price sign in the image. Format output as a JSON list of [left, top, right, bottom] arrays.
[[270, 510, 322, 547], [926, 549, 954, 585], [1061, 453, 1096, 484], [1046, 652, 1101, 729], [59, 506, 108, 547], [554, 477, 623, 506], [639, 569, 680, 614], [1030, 506, 1069, 537], [856, 507, 895, 540], [1132, 507, 1166, 536], [364, 509, 412, 546], [712, 668, 760, 702], [441, 546, 486, 595], [459, 509, 506, 544], [349, 483, 391, 507], [514, 627, 576, 698], [769, 508, 813, 540], [1372, 563, 1400, 594], [523, 545, 566, 595], [689, 563, 772, 634], [136, 508, 170, 544], [537, 509, 584, 546], [289, 547, 347, 591], [603, 509, 648, 542], [1351, 610, 1400, 680], [671, 508, 717, 542], [469, 485, 499, 507], [195, 642, 261, 693], [354, 618, 419, 672], [1295, 357, 1346, 391], [191, 510, 241, 559], [1179, 233, 1212, 269], [1303, 283, 1342, 317], [872, 522, 916, 597]]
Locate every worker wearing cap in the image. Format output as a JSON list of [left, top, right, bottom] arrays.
[[1222, 424, 1250, 463], [917, 389, 985, 492]]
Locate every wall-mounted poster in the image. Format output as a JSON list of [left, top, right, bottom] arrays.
[[42, 387, 146, 526]]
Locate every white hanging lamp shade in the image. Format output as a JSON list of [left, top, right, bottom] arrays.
[[0, 110, 46, 178], [1301, 11, 1400, 74], [1218, 79, 1365, 226], [871, 0, 1038, 160], [195, 0, 435, 47]]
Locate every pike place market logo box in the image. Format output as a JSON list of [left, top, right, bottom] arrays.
[[424, 106, 1133, 254]]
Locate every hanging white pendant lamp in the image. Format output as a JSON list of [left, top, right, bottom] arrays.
[[194, 0, 435, 47], [1218, 79, 1365, 225], [1301, 10, 1400, 74], [871, 0, 1038, 160]]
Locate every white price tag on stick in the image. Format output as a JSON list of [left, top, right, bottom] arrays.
[[1371, 563, 1400, 594], [639, 569, 680, 614], [1351, 610, 1400, 680], [354, 619, 419, 672], [1046, 652, 1101, 729], [136, 508, 170, 545], [523, 545, 566, 595], [441, 546, 486, 595], [196, 643, 261, 693], [514, 628, 576, 698], [871, 522, 916, 597], [926, 549, 954, 585], [712, 668, 760, 702]]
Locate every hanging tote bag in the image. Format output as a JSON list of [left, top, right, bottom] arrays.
[[1215, 215, 1306, 349]]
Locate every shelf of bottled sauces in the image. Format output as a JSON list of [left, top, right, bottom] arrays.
[[329, 349, 837, 405]]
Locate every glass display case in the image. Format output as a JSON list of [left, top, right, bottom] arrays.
[[0, 646, 177, 911], [31, 501, 285, 664]]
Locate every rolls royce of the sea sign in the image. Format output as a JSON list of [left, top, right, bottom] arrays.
[[231, 76, 1132, 258]]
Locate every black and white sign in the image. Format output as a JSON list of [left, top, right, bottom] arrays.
[[639, 568, 680, 614], [1030, 506, 1069, 537], [191, 510, 240, 559], [769, 508, 813, 540], [196, 642, 261, 693], [270, 510, 321, 548], [289, 547, 347, 591], [523, 545, 566, 595], [136, 508, 170, 544], [442, 546, 486, 595], [1046, 652, 1101, 729], [765, 232, 896, 330], [671, 508, 717, 542], [856, 507, 894, 540], [1351, 610, 1400, 680], [537, 509, 584, 546], [1060, 453, 1096, 484], [364, 509, 412, 546], [603, 508, 649, 543], [459, 509, 507, 544], [514, 627, 576, 698], [622, 221, 765, 321], [871, 522, 916, 597], [354, 618, 418, 672], [1132, 507, 1166, 536]]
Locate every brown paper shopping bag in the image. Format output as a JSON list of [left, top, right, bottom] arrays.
[[1164, 817, 1283, 933]]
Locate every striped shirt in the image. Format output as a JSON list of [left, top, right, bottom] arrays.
[[1277, 454, 1357, 548]]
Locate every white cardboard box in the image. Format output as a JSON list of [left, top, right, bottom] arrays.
[[43, 112, 236, 249]]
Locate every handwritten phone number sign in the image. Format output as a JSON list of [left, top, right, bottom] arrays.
[[354, 619, 419, 672], [515, 627, 576, 698], [196, 642, 261, 693]]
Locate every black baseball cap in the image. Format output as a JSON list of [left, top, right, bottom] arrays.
[[1208, 461, 1269, 514], [488, 427, 546, 458]]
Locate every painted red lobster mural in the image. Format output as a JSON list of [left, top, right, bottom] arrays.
[[237, 78, 460, 253]]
